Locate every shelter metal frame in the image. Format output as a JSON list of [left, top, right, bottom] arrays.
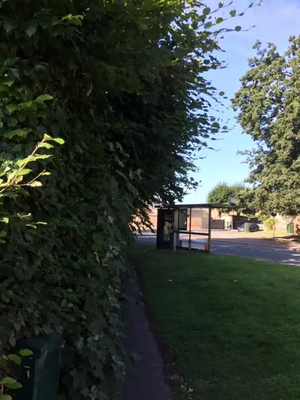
[[157, 203, 234, 253]]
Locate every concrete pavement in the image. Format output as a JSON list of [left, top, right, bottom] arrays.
[[122, 264, 171, 400], [136, 234, 300, 267], [212, 229, 300, 251], [212, 239, 300, 266]]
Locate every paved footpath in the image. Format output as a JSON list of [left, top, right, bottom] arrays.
[[122, 265, 171, 400]]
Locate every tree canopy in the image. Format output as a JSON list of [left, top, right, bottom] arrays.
[[207, 182, 255, 216], [207, 182, 235, 204], [207, 182, 242, 215], [232, 36, 300, 216]]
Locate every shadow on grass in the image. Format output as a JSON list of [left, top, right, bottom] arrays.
[[132, 245, 300, 400]]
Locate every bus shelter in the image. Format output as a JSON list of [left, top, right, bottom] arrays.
[[156, 203, 233, 253]]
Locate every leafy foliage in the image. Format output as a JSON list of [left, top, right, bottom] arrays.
[[0, 349, 33, 400], [233, 36, 300, 216], [264, 217, 278, 232], [207, 182, 251, 216], [207, 182, 235, 216], [0, 0, 256, 399]]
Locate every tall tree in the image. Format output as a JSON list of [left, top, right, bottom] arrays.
[[207, 182, 255, 216], [232, 36, 300, 216], [207, 182, 239, 216]]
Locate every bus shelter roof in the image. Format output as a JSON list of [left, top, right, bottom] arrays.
[[156, 203, 234, 209]]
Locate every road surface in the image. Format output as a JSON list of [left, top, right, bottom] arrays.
[[136, 235, 300, 267]]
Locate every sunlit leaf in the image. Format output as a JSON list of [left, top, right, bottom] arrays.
[[16, 158, 29, 167], [0, 394, 13, 400], [29, 181, 42, 187], [43, 134, 64, 144], [39, 142, 54, 149], [2, 81, 14, 87], [31, 154, 52, 160], [19, 169, 32, 176], [7, 354, 22, 365], [52, 137, 64, 145], [35, 94, 53, 103], [0, 377, 22, 390], [61, 14, 83, 25], [19, 349, 33, 356]]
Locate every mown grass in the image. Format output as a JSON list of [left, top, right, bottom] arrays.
[[133, 246, 300, 400], [261, 230, 289, 237]]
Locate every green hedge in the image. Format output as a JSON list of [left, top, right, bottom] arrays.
[[0, 0, 246, 398]]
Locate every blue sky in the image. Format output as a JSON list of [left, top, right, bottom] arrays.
[[184, 0, 300, 203]]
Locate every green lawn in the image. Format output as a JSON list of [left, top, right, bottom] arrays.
[[133, 246, 300, 400], [261, 230, 289, 237]]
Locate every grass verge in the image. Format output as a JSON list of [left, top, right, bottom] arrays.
[[133, 245, 300, 400], [261, 230, 288, 237]]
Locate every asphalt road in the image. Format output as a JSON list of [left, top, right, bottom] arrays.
[[136, 235, 300, 267]]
